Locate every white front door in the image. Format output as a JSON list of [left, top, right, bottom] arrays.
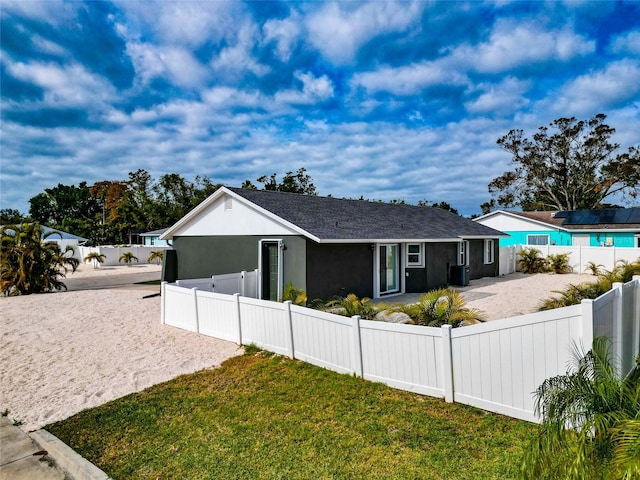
[[572, 234, 590, 247]]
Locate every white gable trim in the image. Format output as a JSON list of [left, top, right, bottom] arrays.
[[161, 187, 320, 242], [474, 210, 568, 232]]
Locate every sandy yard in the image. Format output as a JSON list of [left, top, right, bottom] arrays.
[[0, 268, 597, 431]]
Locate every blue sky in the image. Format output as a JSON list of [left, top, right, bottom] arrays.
[[1, 1, 639, 216]]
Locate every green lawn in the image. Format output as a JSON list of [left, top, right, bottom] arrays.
[[47, 350, 536, 479]]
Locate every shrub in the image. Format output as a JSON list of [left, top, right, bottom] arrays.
[[118, 251, 139, 266], [584, 261, 605, 276], [399, 288, 485, 327], [518, 248, 547, 274], [323, 293, 380, 320], [280, 282, 307, 306], [546, 253, 572, 274], [537, 280, 611, 311]]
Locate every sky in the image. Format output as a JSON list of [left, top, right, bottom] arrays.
[[1, 1, 639, 217]]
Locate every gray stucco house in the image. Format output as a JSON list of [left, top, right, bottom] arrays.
[[161, 187, 506, 300]]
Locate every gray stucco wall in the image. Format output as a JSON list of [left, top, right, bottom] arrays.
[[425, 243, 458, 289], [468, 239, 499, 280], [172, 235, 307, 291]]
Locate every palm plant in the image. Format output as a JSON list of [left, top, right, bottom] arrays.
[[584, 261, 605, 276], [537, 281, 611, 311], [147, 250, 164, 265], [1, 223, 79, 295], [547, 253, 573, 274], [118, 251, 139, 267], [280, 282, 307, 306], [518, 248, 548, 274], [399, 288, 485, 327], [84, 251, 106, 269], [324, 293, 379, 320], [521, 337, 640, 480]]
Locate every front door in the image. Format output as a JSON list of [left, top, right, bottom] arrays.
[[379, 244, 399, 295], [261, 241, 280, 301]]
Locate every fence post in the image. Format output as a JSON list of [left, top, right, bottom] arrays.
[[233, 293, 242, 345], [240, 271, 247, 297], [441, 325, 454, 403], [161, 281, 167, 324], [612, 282, 623, 374], [633, 276, 640, 364], [254, 269, 259, 298], [283, 301, 295, 359], [351, 315, 363, 377], [192, 287, 200, 333], [211, 275, 216, 293], [581, 299, 594, 353]]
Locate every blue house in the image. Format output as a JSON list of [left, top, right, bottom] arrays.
[[474, 208, 640, 248], [141, 228, 171, 247]]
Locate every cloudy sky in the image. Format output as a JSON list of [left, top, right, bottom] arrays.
[[1, 1, 639, 216]]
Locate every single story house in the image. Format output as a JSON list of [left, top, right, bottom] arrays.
[[140, 228, 171, 247], [474, 208, 640, 248], [161, 187, 505, 301]]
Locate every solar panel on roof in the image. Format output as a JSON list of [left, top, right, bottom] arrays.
[[554, 211, 570, 218], [561, 208, 640, 225]]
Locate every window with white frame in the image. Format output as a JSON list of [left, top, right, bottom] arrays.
[[527, 234, 549, 246], [458, 241, 469, 266], [406, 243, 424, 267], [484, 239, 494, 264]]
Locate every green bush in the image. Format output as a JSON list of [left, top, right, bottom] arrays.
[[518, 248, 548, 273], [322, 293, 380, 320], [280, 282, 307, 306], [399, 288, 485, 327], [546, 253, 572, 274]]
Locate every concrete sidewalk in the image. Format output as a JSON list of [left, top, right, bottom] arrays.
[[0, 416, 110, 480]]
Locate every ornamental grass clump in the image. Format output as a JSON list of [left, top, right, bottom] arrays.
[[518, 248, 548, 273], [546, 253, 573, 274], [400, 288, 485, 327]]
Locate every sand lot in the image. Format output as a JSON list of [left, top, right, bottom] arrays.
[[0, 268, 597, 431]]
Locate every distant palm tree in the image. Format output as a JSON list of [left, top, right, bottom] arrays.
[[1, 223, 79, 295], [147, 250, 164, 265], [84, 252, 107, 269], [118, 251, 139, 267]]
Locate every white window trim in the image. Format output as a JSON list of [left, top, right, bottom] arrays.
[[458, 241, 469, 266], [527, 234, 550, 246], [405, 242, 424, 268], [484, 239, 494, 264]]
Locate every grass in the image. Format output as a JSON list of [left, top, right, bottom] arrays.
[[47, 352, 536, 479]]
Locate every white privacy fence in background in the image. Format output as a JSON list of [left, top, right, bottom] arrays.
[[79, 245, 172, 266], [501, 245, 640, 274], [162, 276, 640, 423], [175, 270, 259, 297]]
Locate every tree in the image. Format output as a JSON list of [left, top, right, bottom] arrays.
[[487, 114, 640, 211], [522, 337, 640, 479], [147, 250, 164, 265], [0, 209, 25, 224], [417, 200, 459, 215], [84, 252, 106, 269], [244, 168, 317, 195], [118, 251, 138, 266], [0, 223, 79, 295]]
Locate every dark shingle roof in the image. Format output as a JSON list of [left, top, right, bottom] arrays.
[[228, 187, 504, 240]]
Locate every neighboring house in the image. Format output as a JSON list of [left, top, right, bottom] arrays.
[[141, 228, 171, 246], [161, 187, 505, 300], [1, 225, 88, 260], [474, 208, 640, 248]]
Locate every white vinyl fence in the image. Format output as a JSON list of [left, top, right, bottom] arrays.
[[79, 245, 172, 266], [502, 245, 640, 274], [175, 270, 259, 297], [162, 275, 640, 423]]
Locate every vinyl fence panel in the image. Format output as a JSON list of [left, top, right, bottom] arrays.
[[360, 321, 445, 398], [163, 284, 198, 332], [450, 305, 584, 422], [176, 278, 213, 291], [290, 306, 354, 374], [239, 297, 289, 355], [196, 291, 240, 342], [212, 272, 244, 295]]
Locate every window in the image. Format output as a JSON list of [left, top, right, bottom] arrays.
[[527, 234, 549, 246], [484, 239, 494, 264], [458, 241, 469, 266], [406, 243, 424, 267]]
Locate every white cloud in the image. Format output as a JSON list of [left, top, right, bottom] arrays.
[[465, 77, 530, 114], [306, 1, 424, 64], [610, 30, 640, 56], [275, 71, 334, 105], [7, 61, 116, 106], [211, 22, 270, 77], [127, 43, 209, 89], [451, 20, 595, 73], [263, 14, 301, 62], [352, 60, 468, 95], [543, 60, 640, 115]]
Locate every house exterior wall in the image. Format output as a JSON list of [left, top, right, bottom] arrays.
[[143, 235, 170, 247], [468, 240, 499, 280], [424, 243, 458, 289], [588, 232, 637, 248], [305, 242, 374, 299], [172, 235, 307, 291], [500, 230, 572, 247]]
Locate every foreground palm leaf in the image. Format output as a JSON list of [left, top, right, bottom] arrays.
[[522, 337, 640, 479]]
